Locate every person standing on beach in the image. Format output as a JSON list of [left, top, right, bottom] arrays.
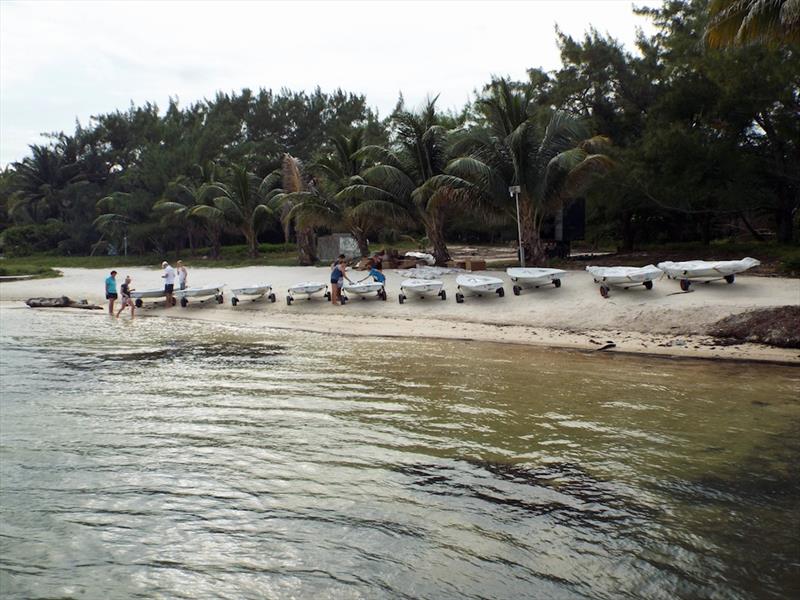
[[116, 276, 135, 319], [176, 260, 188, 290], [105, 270, 118, 315], [330, 258, 352, 305], [162, 261, 176, 307]]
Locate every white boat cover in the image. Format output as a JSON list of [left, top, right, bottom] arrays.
[[343, 281, 384, 294], [657, 257, 760, 279], [130, 288, 166, 299], [585, 265, 662, 284], [405, 251, 435, 265], [397, 266, 463, 279], [400, 278, 443, 293], [506, 267, 567, 283], [456, 274, 504, 292], [174, 284, 225, 298], [288, 281, 327, 295], [231, 284, 272, 295]]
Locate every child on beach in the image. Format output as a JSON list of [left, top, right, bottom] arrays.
[[116, 276, 135, 318], [176, 260, 188, 290]]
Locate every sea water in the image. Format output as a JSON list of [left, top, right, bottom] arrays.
[[1, 306, 798, 599]]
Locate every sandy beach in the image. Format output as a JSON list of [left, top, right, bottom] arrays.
[[2, 265, 799, 364]]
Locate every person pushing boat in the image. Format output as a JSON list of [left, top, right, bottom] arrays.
[[330, 258, 352, 305]]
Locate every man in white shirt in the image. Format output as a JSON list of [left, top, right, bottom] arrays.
[[161, 261, 176, 308]]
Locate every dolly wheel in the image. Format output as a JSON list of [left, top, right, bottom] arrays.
[[135, 299, 143, 308], [286, 295, 293, 305], [398, 293, 405, 304], [497, 287, 505, 297], [341, 296, 348, 305], [216, 294, 224, 304], [553, 278, 561, 288], [643, 280, 653, 290], [268, 293, 276, 303], [180, 297, 189, 307], [513, 285, 521, 296], [600, 285, 609, 298], [439, 290, 446, 301], [380, 289, 387, 301], [171, 297, 177, 306], [324, 291, 331, 301], [231, 297, 239, 306], [724, 274, 735, 284], [455, 292, 464, 303], [680, 279, 691, 292]]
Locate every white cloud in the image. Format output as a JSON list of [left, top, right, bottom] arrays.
[[0, 0, 659, 165]]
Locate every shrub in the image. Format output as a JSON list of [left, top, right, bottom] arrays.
[[0, 222, 69, 256]]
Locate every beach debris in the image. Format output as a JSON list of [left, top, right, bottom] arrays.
[[708, 305, 800, 349], [595, 342, 616, 351], [397, 266, 464, 279], [25, 296, 102, 310]]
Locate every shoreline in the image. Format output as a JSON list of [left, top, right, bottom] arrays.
[[1, 266, 798, 365]]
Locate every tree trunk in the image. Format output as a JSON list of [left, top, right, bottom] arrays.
[[296, 227, 317, 265], [244, 225, 259, 258], [519, 196, 546, 265], [620, 210, 635, 251], [352, 228, 370, 257], [775, 206, 796, 244]]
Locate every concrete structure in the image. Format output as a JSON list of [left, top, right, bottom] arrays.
[[317, 233, 360, 262]]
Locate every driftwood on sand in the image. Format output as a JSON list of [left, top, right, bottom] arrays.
[[26, 297, 103, 310]]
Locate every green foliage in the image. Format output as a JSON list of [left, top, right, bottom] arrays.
[[0, 1, 797, 263], [0, 222, 69, 256]]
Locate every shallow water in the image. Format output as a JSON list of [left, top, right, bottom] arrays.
[[1, 306, 798, 599]]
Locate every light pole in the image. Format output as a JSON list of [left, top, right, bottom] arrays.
[[509, 185, 524, 267]]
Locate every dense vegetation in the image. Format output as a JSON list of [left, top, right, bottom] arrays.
[[1, 0, 797, 266]]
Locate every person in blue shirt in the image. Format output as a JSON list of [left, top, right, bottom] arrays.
[[366, 263, 385, 284], [104, 270, 118, 315]]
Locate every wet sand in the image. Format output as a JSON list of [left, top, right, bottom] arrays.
[[2, 265, 799, 364]]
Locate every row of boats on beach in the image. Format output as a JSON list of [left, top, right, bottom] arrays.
[[129, 257, 761, 307]]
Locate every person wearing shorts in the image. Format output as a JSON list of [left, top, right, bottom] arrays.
[[115, 276, 135, 319], [176, 260, 188, 290], [330, 258, 352, 305], [162, 261, 176, 307], [105, 270, 118, 315]]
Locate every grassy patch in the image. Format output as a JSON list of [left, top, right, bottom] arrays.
[[0, 264, 62, 279]]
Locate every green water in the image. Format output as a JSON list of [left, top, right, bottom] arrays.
[[1, 306, 798, 599]]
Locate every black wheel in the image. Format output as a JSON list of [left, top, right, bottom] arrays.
[[439, 289, 446, 301], [724, 274, 735, 284], [135, 299, 142, 308], [180, 297, 188, 307], [643, 280, 653, 290], [680, 279, 691, 292], [286, 295, 293, 305], [553, 278, 561, 288], [398, 294, 405, 304], [341, 296, 348, 305], [513, 285, 521, 296], [231, 297, 239, 306], [380, 289, 387, 301], [171, 297, 177, 306], [268, 293, 276, 302], [600, 285, 609, 298], [456, 292, 464, 304], [324, 291, 331, 301], [216, 294, 224, 304], [497, 287, 505, 297]]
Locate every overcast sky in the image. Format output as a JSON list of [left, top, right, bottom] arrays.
[[0, 0, 659, 166]]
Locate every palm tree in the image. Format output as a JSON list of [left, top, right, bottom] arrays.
[[706, 0, 800, 48], [192, 164, 276, 258], [154, 175, 221, 257], [337, 98, 456, 265], [8, 145, 82, 224], [442, 80, 612, 264], [284, 129, 381, 257], [267, 154, 318, 265]]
